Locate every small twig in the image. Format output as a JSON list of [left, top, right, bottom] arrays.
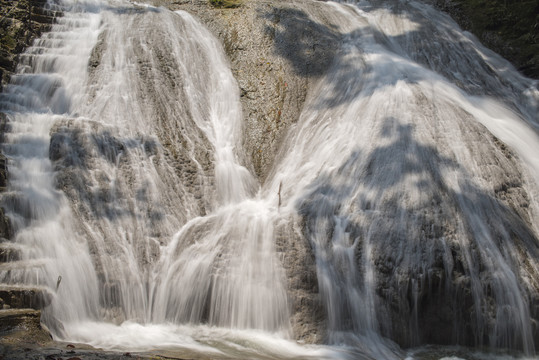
[[278, 181, 282, 208]]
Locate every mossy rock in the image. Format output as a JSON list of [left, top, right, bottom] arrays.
[[1, 34, 17, 51], [209, 0, 242, 9]]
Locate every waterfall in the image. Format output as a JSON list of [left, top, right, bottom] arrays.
[[269, 0, 539, 356], [0, 0, 538, 359], [0, 0, 103, 327], [1, 0, 293, 354]]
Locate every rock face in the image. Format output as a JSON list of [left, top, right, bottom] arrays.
[[171, 0, 338, 182], [165, 0, 339, 342], [0, 254, 54, 351], [0, 114, 11, 241], [172, 0, 539, 351], [0, 285, 53, 310], [0, 242, 55, 349], [0, 309, 52, 345], [426, 0, 539, 79], [0, 0, 538, 355], [275, 220, 326, 343]]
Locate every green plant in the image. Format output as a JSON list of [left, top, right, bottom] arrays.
[[209, 0, 241, 9], [1, 34, 17, 51]]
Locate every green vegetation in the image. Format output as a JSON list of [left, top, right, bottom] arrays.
[[1, 34, 17, 51], [209, 0, 242, 9]]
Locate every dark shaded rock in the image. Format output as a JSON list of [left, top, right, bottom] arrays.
[[0, 114, 10, 240], [0, 140, 9, 240], [0, 242, 21, 262], [426, 0, 539, 79], [0, 208, 12, 240], [0, 153, 7, 190], [0, 285, 53, 310]]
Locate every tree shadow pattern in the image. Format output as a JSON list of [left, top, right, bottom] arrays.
[[258, 0, 539, 351], [295, 116, 539, 351], [260, 0, 538, 121]]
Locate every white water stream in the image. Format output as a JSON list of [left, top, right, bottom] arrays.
[[270, 1, 539, 356], [0, 0, 538, 359]]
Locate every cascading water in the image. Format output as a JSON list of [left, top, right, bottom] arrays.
[[0, 0, 538, 359], [269, 0, 539, 357], [0, 0, 103, 328], [1, 0, 296, 356]]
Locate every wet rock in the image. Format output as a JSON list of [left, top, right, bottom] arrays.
[[0, 242, 21, 262], [0, 308, 52, 346], [425, 0, 539, 79], [157, 0, 343, 341], [0, 0, 57, 90], [275, 220, 326, 343], [0, 114, 10, 240], [169, 0, 337, 182], [0, 285, 53, 310], [0, 208, 12, 241], [0, 153, 7, 190]]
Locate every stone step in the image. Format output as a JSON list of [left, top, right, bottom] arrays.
[[0, 308, 41, 330], [0, 241, 23, 262], [0, 308, 52, 345], [0, 284, 53, 310], [0, 259, 49, 271]]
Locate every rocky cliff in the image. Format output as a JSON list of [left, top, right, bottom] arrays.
[[0, 0, 536, 232], [428, 0, 538, 79], [150, 0, 539, 184], [0, 0, 537, 357], [158, 0, 539, 348]]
